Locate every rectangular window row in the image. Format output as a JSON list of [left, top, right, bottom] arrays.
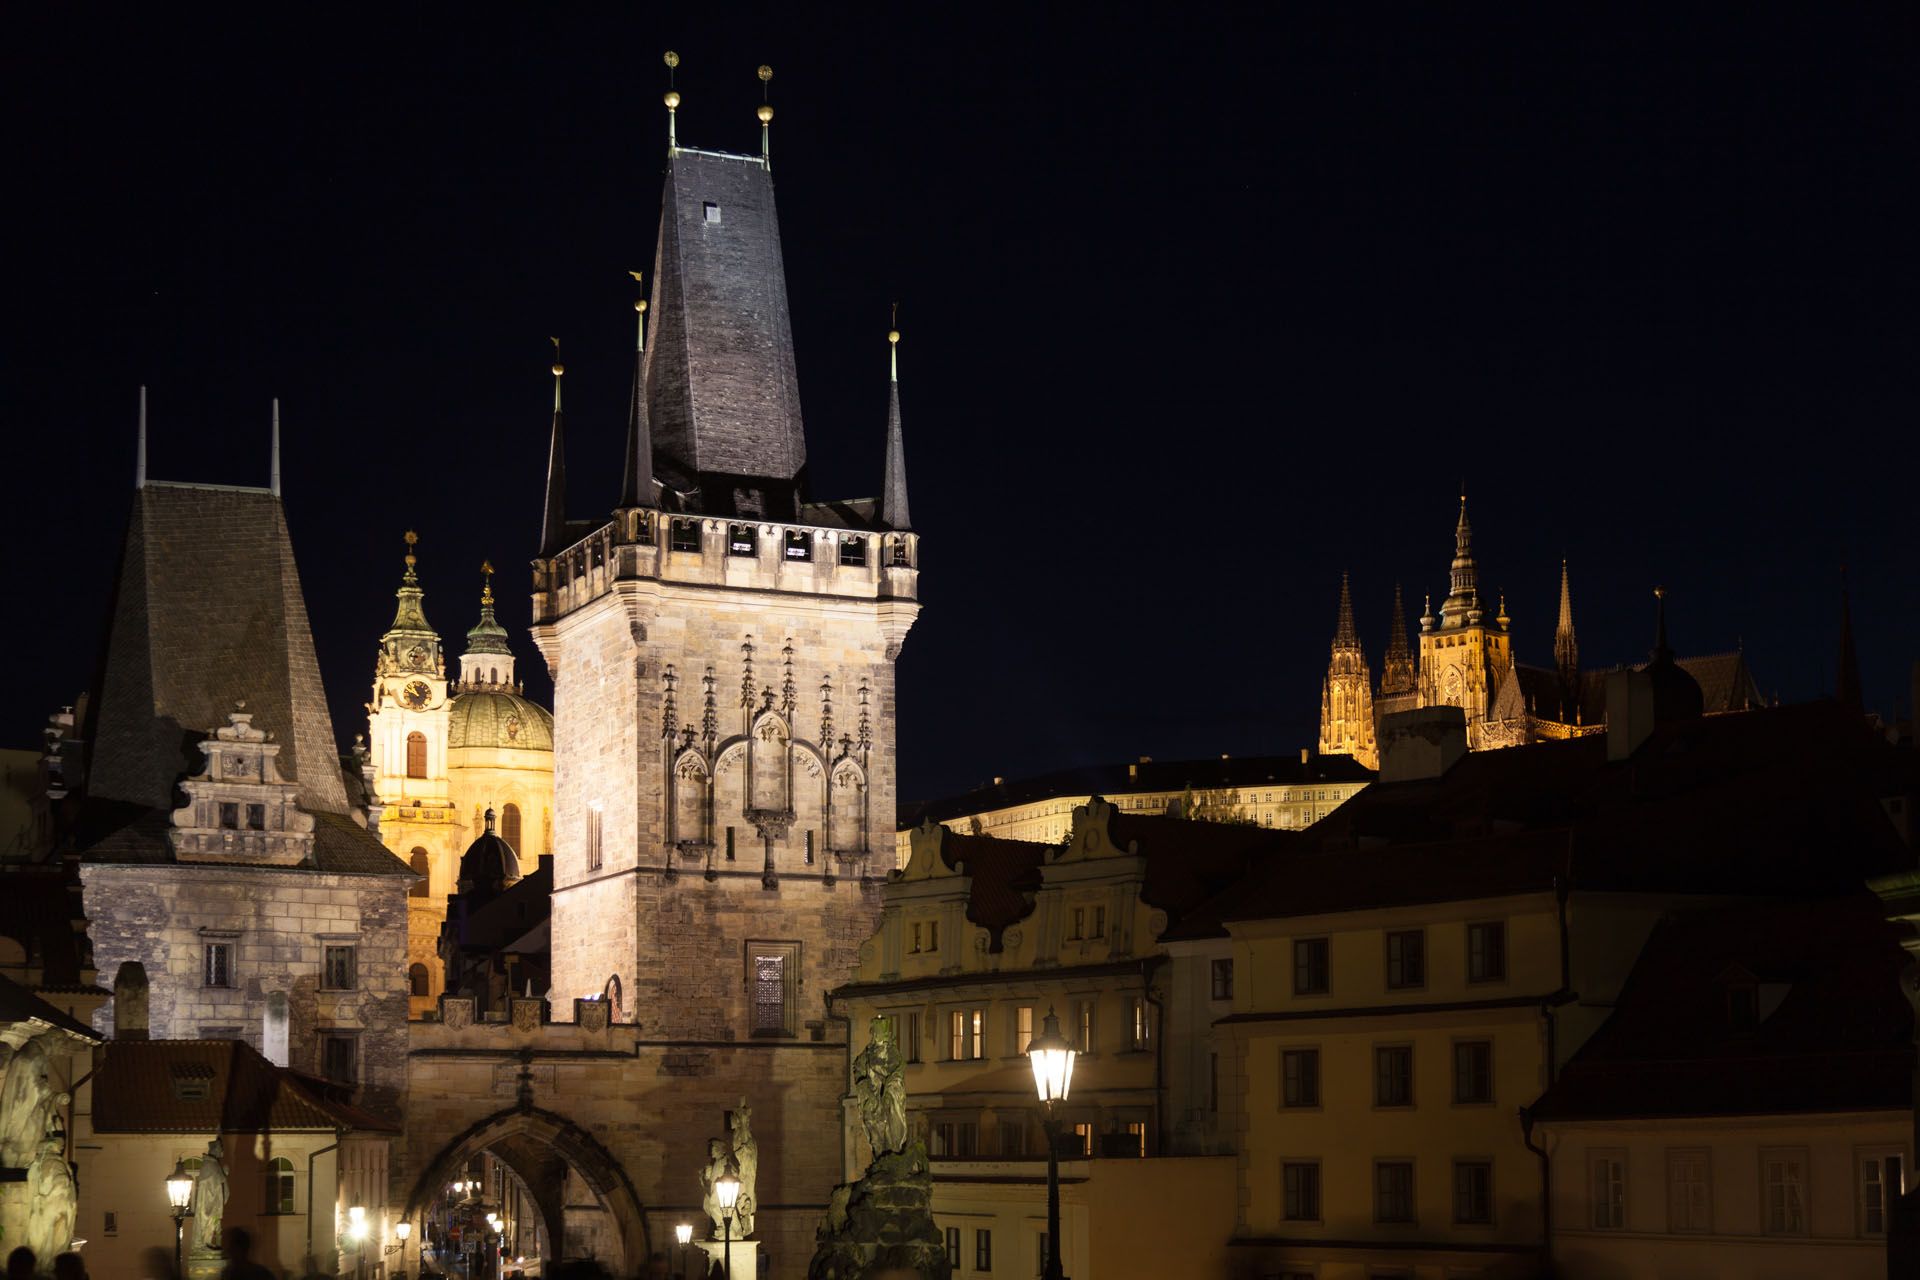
[[1290, 921, 1507, 996], [1589, 1147, 1908, 1237], [203, 941, 357, 991], [665, 519, 871, 566], [883, 996, 1153, 1065], [1279, 1159, 1495, 1225], [1280, 1041, 1494, 1109]]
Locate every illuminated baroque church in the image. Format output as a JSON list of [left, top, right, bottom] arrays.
[[1319, 496, 1762, 766], [364, 541, 555, 1015]]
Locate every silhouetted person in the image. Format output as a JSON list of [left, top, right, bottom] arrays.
[[218, 1228, 272, 1280], [137, 1246, 178, 1280], [7, 1247, 36, 1280], [50, 1254, 86, 1280]]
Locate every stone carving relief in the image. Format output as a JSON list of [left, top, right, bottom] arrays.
[[852, 1015, 909, 1159], [730, 1100, 759, 1238], [25, 1123, 75, 1262]]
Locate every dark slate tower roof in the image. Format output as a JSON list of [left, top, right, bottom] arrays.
[[643, 147, 807, 514], [91, 483, 350, 814]]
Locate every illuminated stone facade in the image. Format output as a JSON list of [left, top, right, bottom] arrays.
[[1317, 573, 1378, 768], [366, 548, 555, 1016]]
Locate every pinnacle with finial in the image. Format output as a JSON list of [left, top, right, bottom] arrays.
[[481, 559, 495, 607], [402, 530, 419, 585], [663, 51, 681, 148]]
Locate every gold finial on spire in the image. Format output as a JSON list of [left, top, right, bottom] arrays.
[[481, 559, 495, 607], [757, 65, 774, 164], [549, 337, 564, 411], [403, 530, 419, 584], [663, 52, 681, 148], [888, 303, 900, 381], [630, 271, 648, 348]]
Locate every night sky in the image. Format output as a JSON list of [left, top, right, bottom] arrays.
[[6, 8, 1915, 804]]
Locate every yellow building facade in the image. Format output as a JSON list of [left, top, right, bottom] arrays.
[[366, 547, 553, 1017]]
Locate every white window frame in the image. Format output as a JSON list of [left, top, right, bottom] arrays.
[[1590, 1151, 1627, 1230], [1858, 1145, 1906, 1238], [1666, 1147, 1711, 1234], [1761, 1146, 1810, 1236]]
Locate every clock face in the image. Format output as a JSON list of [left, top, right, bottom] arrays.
[[401, 680, 432, 710]]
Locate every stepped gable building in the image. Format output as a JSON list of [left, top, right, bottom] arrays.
[[76, 453, 414, 1119], [1317, 496, 1762, 756], [528, 123, 919, 1021], [364, 544, 554, 1016]]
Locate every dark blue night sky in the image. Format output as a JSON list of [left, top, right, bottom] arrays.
[[6, 6, 1914, 802]]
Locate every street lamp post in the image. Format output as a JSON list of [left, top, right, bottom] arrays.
[[1026, 1007, 1077, 1280], [347, 1206, 370, 1280], [714, 1172, 742, 1280], [387, 1218, 412, 1280], [674, 1222, 693, 1279], [165, 1159, 195, 1279]]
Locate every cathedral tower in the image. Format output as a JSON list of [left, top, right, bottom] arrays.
[[531, 125, 920, 1034], [1317, 574, 1378, 768], [1416, 495, 1513, 746], [1553, 559, 1579, 717]]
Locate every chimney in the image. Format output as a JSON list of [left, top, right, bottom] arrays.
[[1378, 706, 1468, 783]]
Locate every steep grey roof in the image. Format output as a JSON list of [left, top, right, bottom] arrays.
[[82, 808, 415, 876], [644, 148, 806, 494], [879, 371, 910, 531], [90, 483, 349, 813]]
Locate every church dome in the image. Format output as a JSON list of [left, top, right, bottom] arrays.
[[448, 689, 554, 752], [457, 808, 521, 892]]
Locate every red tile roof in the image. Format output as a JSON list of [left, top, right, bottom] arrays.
[[91, 1039, 396, 1133]]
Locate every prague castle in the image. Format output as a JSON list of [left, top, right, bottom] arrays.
[[1319, 496, 1762, 767]]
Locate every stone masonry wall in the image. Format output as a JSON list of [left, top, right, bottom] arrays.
[[546, 579, 901, 1021], [81, 862, 411, 1117], [403, 1020, 854, 1280]]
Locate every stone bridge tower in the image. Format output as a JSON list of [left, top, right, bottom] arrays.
[[529, 126, 920, 1042]]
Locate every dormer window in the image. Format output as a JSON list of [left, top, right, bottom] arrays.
[[703, 202, 721, 224]]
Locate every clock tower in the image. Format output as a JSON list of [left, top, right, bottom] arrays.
[[367, 532, 460, 997]]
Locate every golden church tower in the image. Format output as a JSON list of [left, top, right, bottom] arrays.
[[1317, 572, 1378, 768], [1416, 496, 1513, 747]]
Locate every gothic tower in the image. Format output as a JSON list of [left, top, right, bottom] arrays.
[[1317, 573, 1378, 768], [1374, 583, 1419, 726], [531, 124, 920, 1034], [1553, 559, 1579, 718], [1416, 495, 1513, 746]]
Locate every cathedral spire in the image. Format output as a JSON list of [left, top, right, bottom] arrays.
[[879, 322, 911, 531], [1333, 572, 1358, 650], [1441, 488, 1481, 625], [1837, 567, 1863, 713], [1554, 559, 1578, 675], [1379, 583, 1417, 698], [619, 276, 658, 510], [539, 342, 568, 556]]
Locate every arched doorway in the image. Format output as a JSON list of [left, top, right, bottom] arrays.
[[403, 1105, 648, 1275]]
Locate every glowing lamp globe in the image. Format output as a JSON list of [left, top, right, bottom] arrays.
[[395, 1222, 412, 1243], [1026, 1007, 1076, 1104], [347, 1206, 369, 1244], [675, 1223, 693, 1246], [715, 1173, 742, 1212], [166, 1159, 195, 1213]]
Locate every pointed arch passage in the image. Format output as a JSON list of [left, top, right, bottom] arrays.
[[403, 1104, 649, 1274]]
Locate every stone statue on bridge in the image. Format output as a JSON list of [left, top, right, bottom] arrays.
[[730, 1100, 759, 1239], [851, 1015, 908, 1158], [191, 1138, 229, 1251]]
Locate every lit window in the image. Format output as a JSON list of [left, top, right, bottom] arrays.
[[1127, 997, 1150, 1051], [1070, 1123, 1092, 1156], [947, 1008, 984, 1060], [1014, 1005, 1034, 1054], [1075, 1000, 1094, 1054], [1124, 1121, 1146, 1157]]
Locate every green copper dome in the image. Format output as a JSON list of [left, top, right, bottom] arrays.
[[448, 689, 553, 752]]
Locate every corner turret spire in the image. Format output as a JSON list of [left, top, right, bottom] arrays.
[[1440, 488, 1481, 625], [619, 275, 658, 510], [539, 341, 568, 556], [879, 322, 911, 531], [377, 531, 442, 679], [1380, 583, 1417, 697]]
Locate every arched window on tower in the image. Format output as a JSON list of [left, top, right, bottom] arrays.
[[501, 803, 522, 851], [408, 849, 431, 898], [406, 731, 428, 779], [408, 963, 430, 997]]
